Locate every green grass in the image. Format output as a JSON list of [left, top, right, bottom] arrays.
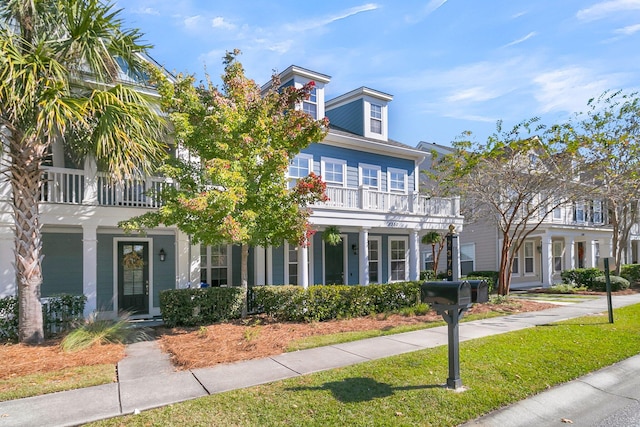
[[0, 365, 115, 402], [90, 304, 640, 427]]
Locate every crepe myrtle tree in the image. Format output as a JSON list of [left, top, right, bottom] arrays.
[[550, 90, 640, 273], [0, 0, 168, 343], [429, 119, 588, 295], [121, 51, 329, 315]]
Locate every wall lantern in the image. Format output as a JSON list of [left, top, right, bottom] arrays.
[[159, 248, 166, 262], [351, 244, 358, 255]]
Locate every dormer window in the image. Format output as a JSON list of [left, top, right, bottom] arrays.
[[303, 87, 317, 119], [370, 104, 382, 134]]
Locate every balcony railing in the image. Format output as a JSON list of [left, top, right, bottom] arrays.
[[41, 167, 167, 208], [40, 167, 460, 217]]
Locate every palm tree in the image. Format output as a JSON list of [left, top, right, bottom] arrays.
[[0, 0, 167, 343], [421, 231, 444, 276]]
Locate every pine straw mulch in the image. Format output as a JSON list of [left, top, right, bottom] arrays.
[[0, 340, 125, 380], [157, 299, 556, 371]]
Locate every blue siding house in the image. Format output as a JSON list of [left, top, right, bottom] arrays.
[[0, 64, 462, 319]]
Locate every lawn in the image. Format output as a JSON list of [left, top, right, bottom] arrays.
[[89, 304, 640, 427]]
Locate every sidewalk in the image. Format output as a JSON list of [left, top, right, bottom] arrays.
[[2, 294, 640, 427]]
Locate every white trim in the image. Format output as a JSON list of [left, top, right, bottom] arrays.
[[288, 153, 314, 180], [388, 236, 409, 282], [524, 241, 535, 275], [358, 163, 381, 189], [201, 244, 232, 287], [368, 235, 382, 284], [321, 157, 347, 187], [113, 237, 154, 318], [387, 167, 408, 194]]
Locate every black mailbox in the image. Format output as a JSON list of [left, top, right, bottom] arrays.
[[421, 281, 472, 306], [466, 280, 489, 303]]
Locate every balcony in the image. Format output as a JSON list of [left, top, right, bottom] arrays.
[[40, 167, 460, 217]]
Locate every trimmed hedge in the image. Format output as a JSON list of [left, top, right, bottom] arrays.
[[159, 287, 244, 327], [592, 275, 630, 292], [561, 268, 601, 288], [620, 264, 640, 284], [252, 281, 421, 322], [465, 271, 498, 293], [0, 294, 86, 342]]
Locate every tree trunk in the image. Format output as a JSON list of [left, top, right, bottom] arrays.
[[431, 243, 437, 275], [10, 136, 46, 344], [497, 235, 512, 296], [240, 243, 249, 318]]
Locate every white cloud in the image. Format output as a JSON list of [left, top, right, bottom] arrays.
[[577, 0, 640, 21], [503, 32, 537, 48], [406, 0, 448, 23], [532, 67, 613, 113], [211, 16, 236, 30], [135, 7, 159, 15], [183, 15, 202, 30], [614, 23, 640, 34], [286, 3, 379, 32], [445, 87, 501, 103]]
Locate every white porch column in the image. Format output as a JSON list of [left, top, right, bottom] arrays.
[[299, 245, 309, 289], [254, 246, 266, 286], [541, 234, 553, 287], [410, 229, 420, 281], [82, 156, 99, 205], [176, 231, 193, 288], [566, 237, 576, 270], [585, 239, 594, 268], [358, 228, 369, 285], [82, 225, 98, 316], [266, 247, 273, 285]]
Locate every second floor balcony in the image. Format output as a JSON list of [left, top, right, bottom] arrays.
[[39, 166, 460, 218]]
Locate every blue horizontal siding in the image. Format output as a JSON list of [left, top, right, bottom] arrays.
[[302, 144, 416, 191], [326, 99, 364, 136]]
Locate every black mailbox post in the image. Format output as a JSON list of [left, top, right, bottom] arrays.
[[466, 280, 489, 303], [421, 280, 475, 389]]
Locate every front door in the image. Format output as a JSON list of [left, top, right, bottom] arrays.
[[118, 242, 149, 315], [325, 241, 344, 284]]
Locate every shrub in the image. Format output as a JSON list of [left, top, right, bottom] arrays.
[[253, 282, 422, 322], [420, 270, 436, 281], [620, 264, 640, 284], [548, 283, 588, 293], [0, 294, 85, 342], [561, 268, 601, 288], [466, 271, 498, 293], [591, 275, 630, 292], [0, 296, 18, 342], [159, 287, 244, 327], [61, 311, 150, 352]]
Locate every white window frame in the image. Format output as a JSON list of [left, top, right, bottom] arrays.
[[284, 242, 299, 286], [388, 237, 408, 282], [387, 168, 408, 194], [321, 157, 347, 187], [200, 244, 232, 287], [592, 200, 603, 224], [368, 236, 382, 284], [370, 103, 382, 134], [302, 87, 317, 119], [512, 248, 520, 276], [358, 163, 381, 189], [553, 241, 563, 273], [524, 241, 535, 275], [288, 153, 313, 180], [575, 202, 585, 223], [460, 243, 475, 275]]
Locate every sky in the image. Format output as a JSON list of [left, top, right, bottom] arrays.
[[115, 0, 640, 148]]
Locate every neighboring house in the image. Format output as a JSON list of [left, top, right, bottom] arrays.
[[417, 142, 640, 287], [0, 64, 463, 319]]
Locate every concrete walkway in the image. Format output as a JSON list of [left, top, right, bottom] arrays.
[[2, 294, 640, 427]]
